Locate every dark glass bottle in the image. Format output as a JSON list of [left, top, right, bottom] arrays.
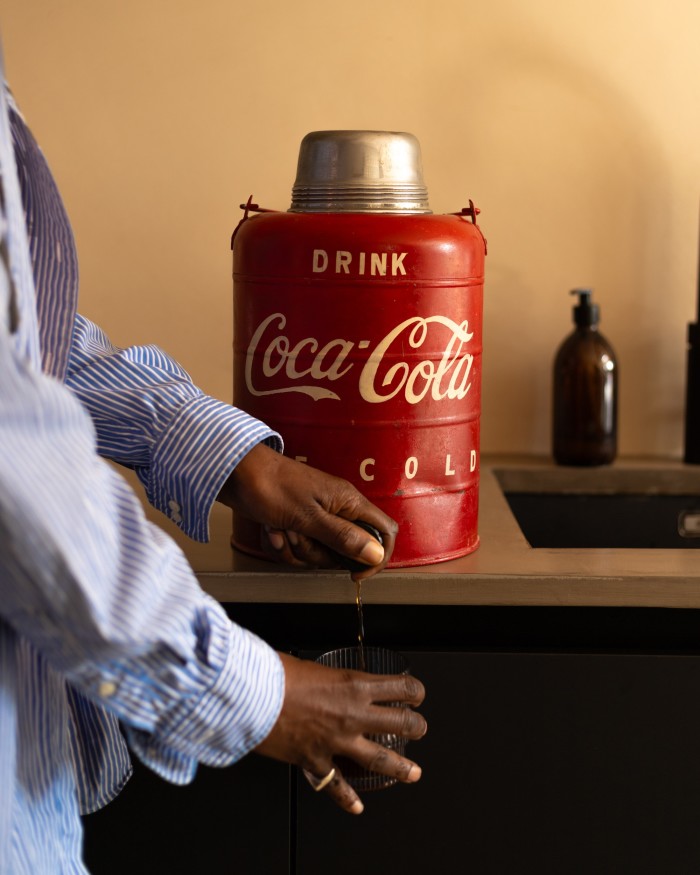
[[553, 289, 618, 466]]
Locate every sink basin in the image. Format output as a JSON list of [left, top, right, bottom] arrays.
[[494, 465, 700, 549]]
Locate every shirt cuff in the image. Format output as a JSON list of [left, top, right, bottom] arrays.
[[145, 394, 282, 542], [123, 609, 285, 783]]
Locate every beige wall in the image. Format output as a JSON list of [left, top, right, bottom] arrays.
[[3, 0, 699, 458]]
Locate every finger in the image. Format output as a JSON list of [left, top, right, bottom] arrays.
[[333, 515, 395, 571], [299, 506, 397, 579], [262, 526, 347, 570], [262, 526, 335, 569], [303, 766, 364, 815], [333, 520, 390, 579], [350, 737, 423, 785], [279, 520, 393, 580], [263, 526, 287, 554], [260, 527, 305, 567], [348, 504, 398, 573], [285, 529, 344, 568], [359, 703, 428, 741], [360, 672, 427, 709]]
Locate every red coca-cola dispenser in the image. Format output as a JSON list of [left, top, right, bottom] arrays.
[[231, 130, 486, 567]]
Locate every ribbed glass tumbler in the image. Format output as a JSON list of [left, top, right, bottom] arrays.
[[316, 646, 411, 791]]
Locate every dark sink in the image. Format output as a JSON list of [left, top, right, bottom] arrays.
[[494, 465, 700, 549]]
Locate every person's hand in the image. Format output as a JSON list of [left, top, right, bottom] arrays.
[[254, 652, 427, 814], [218, 443, 398, 580]]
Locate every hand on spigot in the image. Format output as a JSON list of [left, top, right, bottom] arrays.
[[217, 442, 398, 581]]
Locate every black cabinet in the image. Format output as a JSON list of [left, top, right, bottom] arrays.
[[82, 750, 290, 875], [296, 650, 700, 875], [83, 605, 700, 875]]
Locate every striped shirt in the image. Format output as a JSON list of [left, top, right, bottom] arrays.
[[0, 47, 284, 874]]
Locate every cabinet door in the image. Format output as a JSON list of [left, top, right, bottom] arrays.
[[295, 651, 700, 875], [82, 752, 290, 875]]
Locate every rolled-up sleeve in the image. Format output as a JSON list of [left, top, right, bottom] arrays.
[[64, 314, 282, 541]]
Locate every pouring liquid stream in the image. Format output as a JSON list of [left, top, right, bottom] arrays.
[[345, 520, 381, 674], [356, 578, 366, 671]]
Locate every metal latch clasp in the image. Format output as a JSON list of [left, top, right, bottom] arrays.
[[452, 199, 488, 255], [230, 195, 277, 249]]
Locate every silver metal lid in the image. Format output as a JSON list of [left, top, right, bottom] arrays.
[[289, 130, 432, 214]]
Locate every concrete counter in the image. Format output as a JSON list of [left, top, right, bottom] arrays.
[[159, 456, 700, 609]]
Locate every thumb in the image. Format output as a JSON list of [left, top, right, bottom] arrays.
[[330, 520, 385, 573]]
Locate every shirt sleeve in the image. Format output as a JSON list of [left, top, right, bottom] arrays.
[[64, 314, 283, 542], [0, 320, 285, 781]]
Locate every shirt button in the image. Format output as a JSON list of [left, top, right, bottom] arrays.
[[168, 499, 181, 512], [171, 512, 183, 524], [98, 681, 117, 698]]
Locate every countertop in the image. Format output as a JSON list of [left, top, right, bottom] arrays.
[[161, 456, 700, 609]]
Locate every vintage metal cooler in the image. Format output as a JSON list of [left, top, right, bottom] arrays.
[[231, 130, 486, 566]]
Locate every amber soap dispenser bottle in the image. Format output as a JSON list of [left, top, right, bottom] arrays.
[[553, 288, 618, 466]]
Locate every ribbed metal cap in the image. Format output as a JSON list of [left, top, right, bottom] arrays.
[[289, 130, 431, 214]]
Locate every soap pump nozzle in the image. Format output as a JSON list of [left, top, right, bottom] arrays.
[[571, 288, 599, 328]]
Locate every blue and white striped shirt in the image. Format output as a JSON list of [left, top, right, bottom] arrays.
[[0, 49, 285, 874]]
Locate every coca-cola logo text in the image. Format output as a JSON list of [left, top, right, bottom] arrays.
[[244, 312, 475, 404]]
